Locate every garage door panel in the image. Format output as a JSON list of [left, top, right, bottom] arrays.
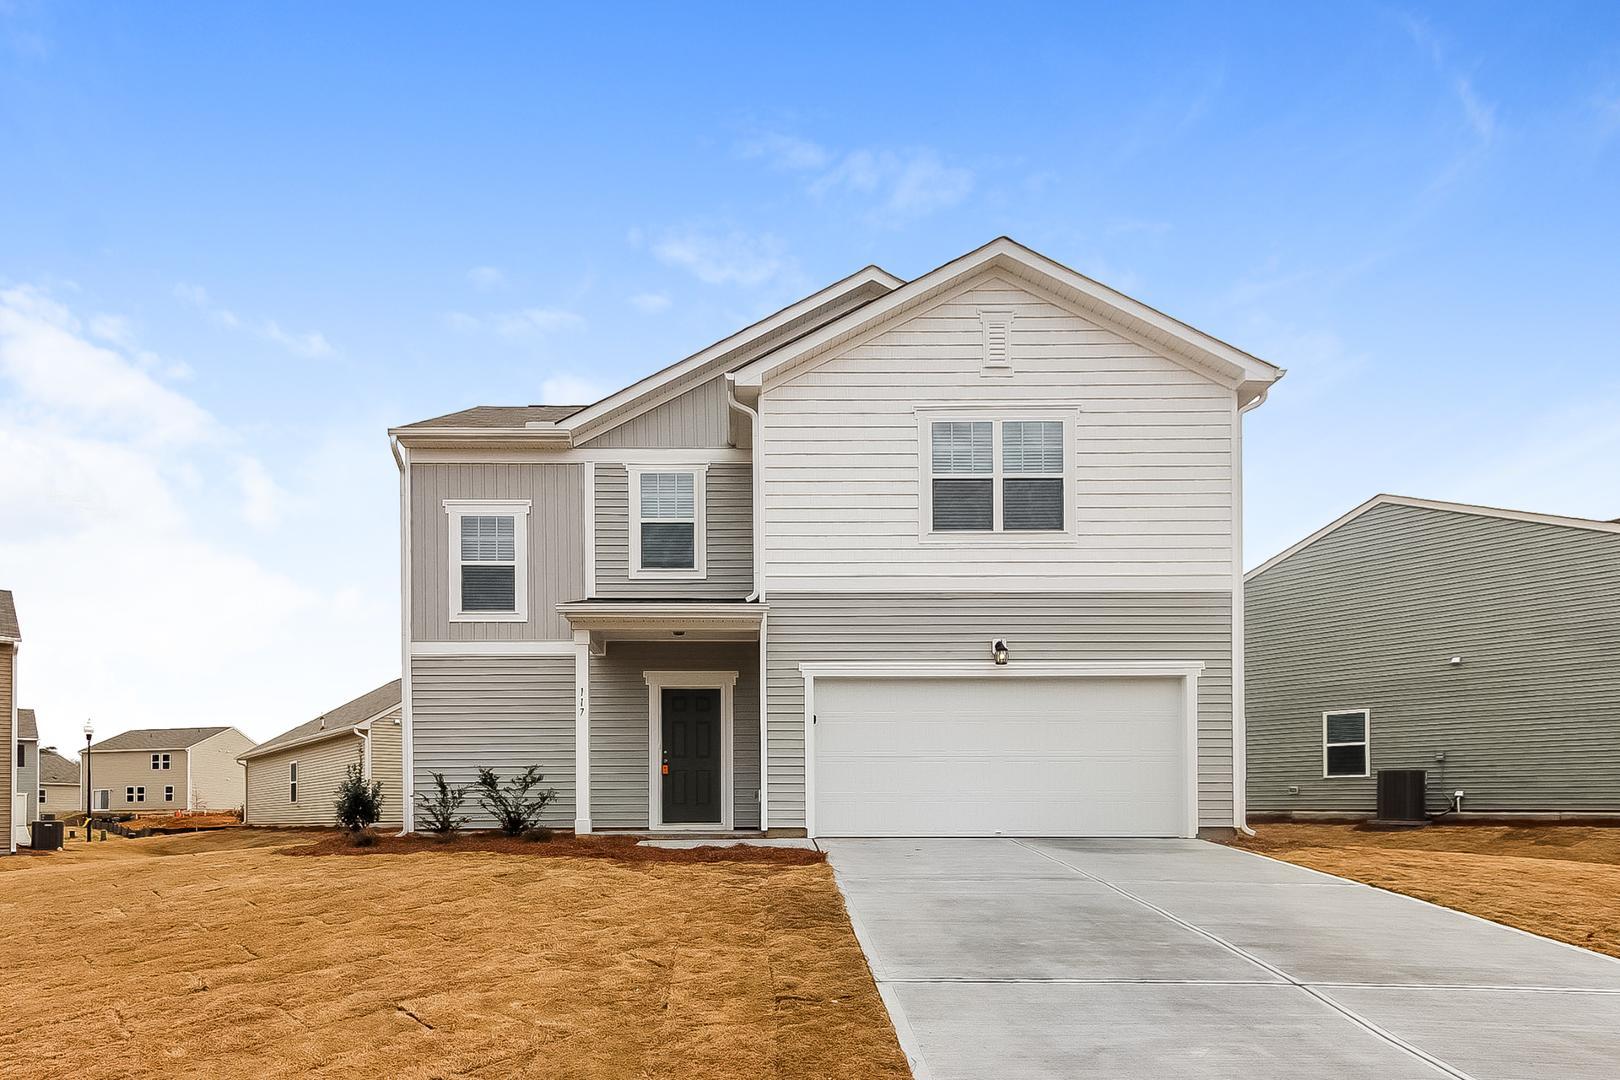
[[813, 676, 1188, 838]]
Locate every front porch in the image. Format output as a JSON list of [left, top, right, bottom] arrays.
[[560, 600, 765, 835]]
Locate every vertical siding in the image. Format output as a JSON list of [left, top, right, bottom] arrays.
[[410, 654, 576, 828], [581, 375, 733, 448], [244, 735, 363, 826], [759, 272, 1236, 592], [594, 463, 754, 598], [765, 593, 1234, 831], [410, 463, 586, 642], [1247, 504, 1620, 814], [587, 641, 760, 829], [188, 730, 253, 812], [368, 711, 404, 827]]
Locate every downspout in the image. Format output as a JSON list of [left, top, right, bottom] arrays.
[[726, 374, 769, 829], [392, 436, 414, 835], [1232, 386, 1271, 839], [725, 374, 764, 603]]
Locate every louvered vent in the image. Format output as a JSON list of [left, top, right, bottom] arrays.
[[979, 309, 1014, 376]]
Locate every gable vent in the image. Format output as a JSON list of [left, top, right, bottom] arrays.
[[979, 309, 1015, 377]]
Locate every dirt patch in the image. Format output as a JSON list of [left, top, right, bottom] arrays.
[[1234, 824, 1620, 959], [286, 830, 826, 866], [115, 810, 244, 834], [0, 830, 905, 1079]]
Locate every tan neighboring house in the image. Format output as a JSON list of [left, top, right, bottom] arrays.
[[2, 589, 19, 853], [84, 726, 254, 816], [240, 680, 403, 828], [37, 748, 81, 820]]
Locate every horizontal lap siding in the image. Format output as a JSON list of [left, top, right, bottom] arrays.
[[410, 463, 585, 641], [0, 648, 10, 845], [594, 464, 754, 598], [588, 642, 760, 829], [765, 593, 1234, 830], [83, 749, 187, 814], [39, 784, 79, 819], [410, 655, 575, 828], [368, 712, 404, 827], [245, 736, 362, 827], [760, 273, 1235, 593], [1247, 504, 1620, 814]]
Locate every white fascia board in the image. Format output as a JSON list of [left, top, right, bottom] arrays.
[[732, 236, 1283, 399], [239, 726, 363, 763], [1246, 493, 1620, 583], [798, 660, 1205, 679]]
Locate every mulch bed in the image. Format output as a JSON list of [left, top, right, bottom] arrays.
[[283, 830, 827, 866]]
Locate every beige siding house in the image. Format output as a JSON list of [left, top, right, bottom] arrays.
[[84, 727, 254, 816], [2, 590, 18, 853], [241, 681, 403, 827], [391, 238, 1283, 839], [1247, 495, 1620, 819], [37, 749, 81, 819]]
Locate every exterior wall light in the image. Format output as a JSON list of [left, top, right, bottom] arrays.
[[991, 639, 1010, 665]]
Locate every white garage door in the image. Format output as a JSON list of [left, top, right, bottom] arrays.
[[811, 675, 1190, 838]]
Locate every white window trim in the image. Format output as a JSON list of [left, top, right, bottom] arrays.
[[627, 465, 708, 580], [92, 788, 110, 812], [126, 785, 145, 804], [644, 669, 737, 831], [916, 411, 1078, 545], [289, 760, 298, 804], [1322, 708, 1371, 779], [163, 785, 174, 802], [152, 752, 170, 770], [444, 499, 531, 623]]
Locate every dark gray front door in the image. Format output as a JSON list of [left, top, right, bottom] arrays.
[[661, 687, 721, 824]]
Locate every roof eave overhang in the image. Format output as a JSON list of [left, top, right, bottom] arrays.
[[238, 724, 365, 763], [556, 601, 768, 634], [389, 428, 574, 450]]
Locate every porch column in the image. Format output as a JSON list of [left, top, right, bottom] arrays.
[[573, 629, 592, 834]]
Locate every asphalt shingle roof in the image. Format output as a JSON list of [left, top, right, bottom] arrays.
[[243, 680, 402, 759], [89, 726, 232, 752], [393, 405, 582, 431], [39, 748, 79, 785], [17, 708, 37, 741], [0, 590, 18, 640]]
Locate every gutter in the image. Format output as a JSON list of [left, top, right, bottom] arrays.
[[1230, 385, 1272, 839], [392, 436, 415, 835], [724, 374, 764, 602]]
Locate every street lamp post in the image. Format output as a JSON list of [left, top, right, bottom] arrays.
[[83, 720, 93, 844]]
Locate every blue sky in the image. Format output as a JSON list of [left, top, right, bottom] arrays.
[[2, 2, 1617, 749]]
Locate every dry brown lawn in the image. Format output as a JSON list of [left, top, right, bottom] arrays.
[[0, 830, 908, 1079], [1235, 823, 1620, 959]]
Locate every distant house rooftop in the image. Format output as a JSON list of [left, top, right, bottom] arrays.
[[39, 749, 79, 786], [392, 405, 582, 433], [0, 589, 18, 641], [18, 708, 37, 741], [241, 679, 402, 761], [89, 726, 235, 752]]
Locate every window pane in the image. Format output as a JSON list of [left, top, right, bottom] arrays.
[[1326, 744, 1367, 776], [931, 421, 992, 474], [1326, 713, 1366, 744], [642, 522, 696, 568], [932, 478, 993, 530], [461, 515, 515, 561], [461, 564, 517, 611], [1004, 478, 1064, 530], [1004, 421, 1063, 473], [641, 472, 695, 519]]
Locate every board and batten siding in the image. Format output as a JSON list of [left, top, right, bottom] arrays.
[[588, 641, 760, 829], [758, 272, 1236, 593], [410, 654, 575, 827], [367, 713, 404, 827], [580, 375, 733, 448], [593, 463, 754, 598], [245, 735, 363, 827], [410, 463, 586, 642], [765, 593, 1235, 831], [1247, 503, 1620, 814]]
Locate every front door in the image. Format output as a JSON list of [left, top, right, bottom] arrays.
[[661, 687, 721, 824]]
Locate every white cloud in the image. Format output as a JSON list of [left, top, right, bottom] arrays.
[[262, 320, 334, 359], [447, 307, 586, 337], [652, 229, 791, 287], [467, 266, 506, 291], [174, 281, 335, 358], [1399, 14, 1497, 144], [738, 133, 975, 225], [628, 292, 671, 314], [539, 373, 606, 406], [739, 132, 834, 172], [235, 456, 286, 528]]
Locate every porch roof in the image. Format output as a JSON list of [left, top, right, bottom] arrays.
[[556, 599, 767, 641]]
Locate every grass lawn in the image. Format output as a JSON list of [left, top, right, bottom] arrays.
[[1235, 823, 1620, 959], [0, 830, 908, 1079]]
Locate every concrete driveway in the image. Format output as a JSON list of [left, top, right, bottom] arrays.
[[822, 838, 1620, 1080]]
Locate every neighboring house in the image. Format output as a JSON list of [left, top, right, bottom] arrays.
[[37, 748, 81, 820], [17, 708, 38, 825], [240, 680, 403, 828], [2, 590, 18, 853], [390, 238, 1284, 839], [83, 727, 255, 816], [1247, 495, 1620, 818]]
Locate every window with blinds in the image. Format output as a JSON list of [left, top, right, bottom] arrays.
[[1003, 421, 1064, 530], [459, 514, 517, 611], [639, 471, 697, 569], [929, 418, 1066, 533], [931, 421, 993, 530]]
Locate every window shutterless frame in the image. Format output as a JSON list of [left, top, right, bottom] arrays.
[[444, 499, 531, 622], [289, 761, 298, 803], [627, 465, 708, 580], [915, 409, 1078, 543], [1322, 709, 1371, 778]]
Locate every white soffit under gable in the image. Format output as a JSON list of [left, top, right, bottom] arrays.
[[559, 264, 904, 444], [729, 236, 1285, 404], [1245, 493, 1620, 583]]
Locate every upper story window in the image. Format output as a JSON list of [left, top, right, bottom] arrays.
[[629, 466, 707, 579], [923, 415, 1071, 537], [444, 500, 531, 622], [1323, 710, 1370, 778], [152, 753, 170, 770]]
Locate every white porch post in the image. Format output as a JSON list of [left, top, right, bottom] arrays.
[[573, 629, 592, 834]]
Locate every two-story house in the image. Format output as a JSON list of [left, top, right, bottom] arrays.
[[390, 238, 1282, 840], [84, 727, 255, 816], [2, 589, 19, 853]]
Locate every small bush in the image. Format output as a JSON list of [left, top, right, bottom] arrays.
[[474, 766, 557, 837], [416, 772, 470, 836], [334, 763, 384, 831], [351, 828, 378, 847]]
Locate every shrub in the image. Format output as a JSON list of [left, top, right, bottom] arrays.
[[351, 828, 378, 847], [334, 763, 384, 832], [416, 772, 470, 836], [474, 766, 557, 837]]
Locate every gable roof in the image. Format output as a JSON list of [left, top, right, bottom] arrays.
[[239, 679, 402, 761], [0, 589, 17, 641], [394, 405, 582, 432], [17, 708, 36, 741], [39, 748, 79, 786], [729, 237, 1284, 405], [1247, 494, 1620, 583], [89, 726, 235, 752]]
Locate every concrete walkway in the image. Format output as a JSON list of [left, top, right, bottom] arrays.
[[822, 838, 1620, 1080]]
